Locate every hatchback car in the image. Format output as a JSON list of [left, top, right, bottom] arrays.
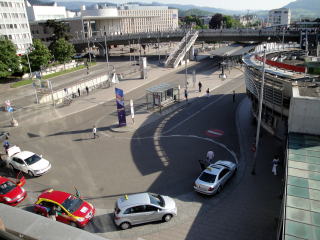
[[114, 192, 177, 230], [34, 189, 95, 228], [194, 160, 237, 195], [0, 176, 26, 206]]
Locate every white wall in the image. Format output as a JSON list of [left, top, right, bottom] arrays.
[[28, 5, 67, 21], [288, 86, 320, 135]]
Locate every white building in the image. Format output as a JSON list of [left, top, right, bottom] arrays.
[[25, 0, 67, 21], [268, 8, 291, 26], [0, 0, 32, 54]]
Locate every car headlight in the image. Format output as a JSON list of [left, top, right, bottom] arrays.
[[4, 197, 12, 201], [77, 217, 85, 222]]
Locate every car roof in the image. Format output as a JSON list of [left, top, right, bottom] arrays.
[[204, 164, 224, 175], [38, 190, 71, 204], [0, 176, 10, 185], [117, 193, 151, 209], [14, 151, 35, 160]]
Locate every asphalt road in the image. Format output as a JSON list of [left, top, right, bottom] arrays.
[[1, 57, 282, 240]]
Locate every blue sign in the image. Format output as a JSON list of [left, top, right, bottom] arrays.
[[115, 88, 127, 126]]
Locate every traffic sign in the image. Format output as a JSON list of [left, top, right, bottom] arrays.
[[205, 129, 224, 138]]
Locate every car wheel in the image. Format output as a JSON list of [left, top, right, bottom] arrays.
[[28, 171, 35, 177], [163, 214, 173, 222], [70, 222, 78, 228], [120, 222, 131, 230], [217, 186, 222, 193]]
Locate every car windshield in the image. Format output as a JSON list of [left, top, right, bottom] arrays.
[[199, 172, 217, 183], [0, 181, 16, 195], [148, 193, 164, 207], [24, 154, 41, 165], [62, 195, 84, 213]]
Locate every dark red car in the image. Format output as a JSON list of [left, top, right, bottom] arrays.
[[34, 189, 95, 228], [0, 176, 26, 206]]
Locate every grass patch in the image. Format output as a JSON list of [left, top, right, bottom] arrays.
[[10, 79, 33, 88], [10, 62, 96, 88]]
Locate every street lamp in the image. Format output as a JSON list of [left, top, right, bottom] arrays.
[[93, 37, 109, 70], [251, 45, 267, 175], [184, 24, 189, 90], [25, 46, 39, 104]]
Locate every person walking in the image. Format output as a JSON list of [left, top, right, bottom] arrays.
[[206, 88, 210, 97], [206, 150, 214, 163], [85, 86, 89, 95], [184, 89, 188, 102], [272, 155, 280, 176], [198, 81, 202, 92], [3, 140, 10, 154], [92, 126, 98, 139], [232, 90, 236, 103], [78, 88, 81, 97]]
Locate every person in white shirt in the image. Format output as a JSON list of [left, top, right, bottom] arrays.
[[206, 150, 214, 162], [92, 126, 98, 139]]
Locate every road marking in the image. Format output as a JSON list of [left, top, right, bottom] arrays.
[[206, 129, 224, 137]]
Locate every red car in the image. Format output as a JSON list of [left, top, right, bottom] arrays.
[[0, 176, 26, 206], [34, 189, 95, 228]]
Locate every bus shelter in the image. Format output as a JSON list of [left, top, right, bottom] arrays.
[[146, 82, 180, 111]]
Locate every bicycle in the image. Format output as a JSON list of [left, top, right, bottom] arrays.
[[62, 96, 73, 106]]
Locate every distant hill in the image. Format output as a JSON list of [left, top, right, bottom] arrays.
[[47, 0, 319, 19], [284, 0, 320, 19]]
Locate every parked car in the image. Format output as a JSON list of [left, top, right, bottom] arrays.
[[114, 192, 177, 230], [194, 160, 237, 195], [0, 131, 9, 141], [34, 189, 95, 228], [72, 53, 84, 59], [3, 146, 51, 177], [0, 175, 27, 206]]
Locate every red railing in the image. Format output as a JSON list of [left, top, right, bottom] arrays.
[[255, 55, 306, 73]]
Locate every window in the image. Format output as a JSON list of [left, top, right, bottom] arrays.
[[218, 169, 229, 180], [145, 205, 159, 212], [125, 205, 146, 214], [12, 157, 24, 165]]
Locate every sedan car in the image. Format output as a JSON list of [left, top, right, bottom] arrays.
[[194, 160, 237, 195], [114, 192, 177, 230], [34, 189, 95, 228], [7, 146, 51, 177], [0, 176, 26, 206]]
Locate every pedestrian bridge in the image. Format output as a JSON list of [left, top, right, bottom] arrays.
[[72, 29, 302, 49]]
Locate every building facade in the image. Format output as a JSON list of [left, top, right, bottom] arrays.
[[25, 1, 68, 21], [0, 0, 32, 54], [268, 8, 291, 26], [30, 4, 179, 42]]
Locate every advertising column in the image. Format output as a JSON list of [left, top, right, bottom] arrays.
[[115, 88, 127, 126]]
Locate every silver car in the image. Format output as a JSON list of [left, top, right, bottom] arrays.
[[114, 192, 177, 230], [194, 160, 237, 195]]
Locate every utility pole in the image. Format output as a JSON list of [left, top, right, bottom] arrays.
[[184, 25, 188, 89], [251, 45, 267, 175], [104, 35, 109, 70]]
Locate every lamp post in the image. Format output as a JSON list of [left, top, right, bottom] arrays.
[[251, 45, 267, 175], [184, 24, 189, 89], [25, 46, 39, 104]]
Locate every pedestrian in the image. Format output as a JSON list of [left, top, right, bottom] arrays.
[[272, 155, 280, 176], [92, 126, 98, 139], [232, 90, 236, 103], [85, 86, 89, 95], [184, 89, 188, 102], [48, 205, 58, 221], [206, 150, 214, 163], [206, 88, 210, 97], [78, 88, 81, 97], [3, 140, 10, 154], [198, 81, 202, 92], [198, 159, 210, 171], [64, 88, 68, 96]]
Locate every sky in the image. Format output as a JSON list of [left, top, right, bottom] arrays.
[[92, 0, 296, 11]]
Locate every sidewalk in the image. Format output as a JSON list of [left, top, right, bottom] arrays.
[[0, 55, 244, 129]]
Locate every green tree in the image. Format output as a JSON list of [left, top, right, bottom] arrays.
[[0, 38, 20, 78], [209, 14, 223, 29], [45, 19, 70, 42], [51, 38, 75, 65], [26, 39, 52, 71]]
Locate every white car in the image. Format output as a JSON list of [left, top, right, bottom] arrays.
[[5, 146, 51, 177], [194, 160, 237, 195]]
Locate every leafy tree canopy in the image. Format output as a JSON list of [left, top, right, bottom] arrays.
[[51, 38, 75, 63], [27, 39, 52, 72], [45, 19, 70, 42], [0, 38, 20, 78], [209, 13, 223, 29]]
